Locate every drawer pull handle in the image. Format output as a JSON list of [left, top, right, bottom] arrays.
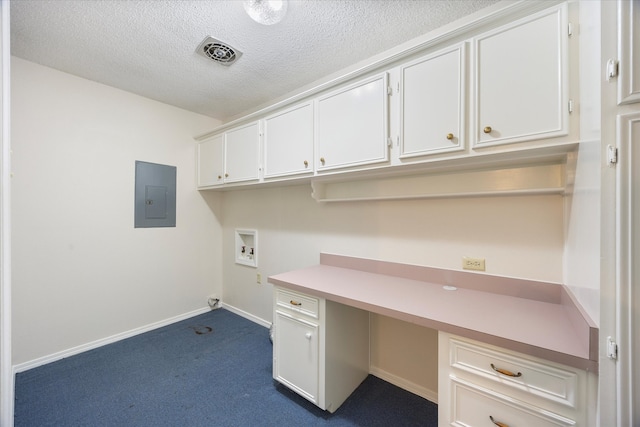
[[489, 415, 509, 427], [289, 300, 302, 306], [491, 363, 522, 377]]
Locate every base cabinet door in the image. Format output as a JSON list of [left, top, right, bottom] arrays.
[[274, 311, 319, 404], [272, 287, 369, 413]]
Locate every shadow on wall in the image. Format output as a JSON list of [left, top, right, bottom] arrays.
[[199, 190, 224, 223]]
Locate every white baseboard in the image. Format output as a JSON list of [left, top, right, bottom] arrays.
[[221, 302, 271, 329], [369, 365, 438, 404], [13, 306, 211, 374]]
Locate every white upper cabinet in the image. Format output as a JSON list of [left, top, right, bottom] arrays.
[[224, 121, 260, 184], [196, 3, 578, 195], [618, 0, 640, 105], [263, 102, 314, 179], [316, 73, 389, 171], [197, 134, 224, 187], [400, 43, 466, 158], [473, 5, 568, 148]]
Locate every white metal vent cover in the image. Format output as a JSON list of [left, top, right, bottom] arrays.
[[196, 36, 242, 66]]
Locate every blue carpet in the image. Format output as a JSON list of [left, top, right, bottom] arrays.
[[14, 308, 438, 426]]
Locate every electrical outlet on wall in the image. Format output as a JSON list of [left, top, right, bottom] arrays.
[[462, 257, 485, 271]]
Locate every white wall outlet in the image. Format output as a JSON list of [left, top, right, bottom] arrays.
[[462, 257, 485, 271]]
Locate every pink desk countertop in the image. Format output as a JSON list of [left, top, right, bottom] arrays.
[[268, 253, 598, 372]]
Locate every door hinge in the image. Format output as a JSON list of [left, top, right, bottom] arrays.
[[607, 144, 618, 166], [606, 59, 619, 81], [387, 85, 393, 96], [607, 336, 618, 360], [568, 99, 574, 113], [568, 22, 573, 37]]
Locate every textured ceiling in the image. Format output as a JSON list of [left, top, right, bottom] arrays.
[[10, 0, 499, 121]]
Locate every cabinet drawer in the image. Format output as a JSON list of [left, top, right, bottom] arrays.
[[450, 377, 575, 427], [448, 336, 579, 408], [276, 288, 319, 319]]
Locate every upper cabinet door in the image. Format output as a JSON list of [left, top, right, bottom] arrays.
[[197, 134, 225, 188], [263, 102, 314, 179], [316, 73, 389, 171], [618, 0, 640, 105], [224, 121, 260, 183], [400, 43, 466, 158], [473, 5, 568, 148]]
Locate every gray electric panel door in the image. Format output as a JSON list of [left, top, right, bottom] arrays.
[[134, 161, 176, 228]]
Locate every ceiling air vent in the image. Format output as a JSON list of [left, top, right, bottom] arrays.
[[196, 37, 242, 66]]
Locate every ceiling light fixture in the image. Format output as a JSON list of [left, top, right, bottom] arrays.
[[243, 0, 287, 25]]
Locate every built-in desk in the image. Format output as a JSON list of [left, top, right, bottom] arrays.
[[269, 253, 598, 372], [270, 254, 598, 422]]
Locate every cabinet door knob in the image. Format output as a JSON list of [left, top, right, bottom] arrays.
[[446, 133, 454, 140], [217, 175, 222, 180], [304, 160, 308, 167], [489, 415, 509, 427], [225, 173, 229, 178], [483, 126, 492, 134], [305, 332, 312, 340], [320, 157, 325, 165]]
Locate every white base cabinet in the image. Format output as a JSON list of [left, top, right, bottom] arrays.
[[273, 287, 369, 413], [438, 332, 589, 427]]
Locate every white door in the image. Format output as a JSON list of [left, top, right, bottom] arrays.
[[263, 102, 314, 178], [197, 135, 224, 187], [616, 111, 640, 427], [274, 311, 319, 404], [473, 5, 568, 147], [316, 73, 389, 171], [617, 0, 640, 105], [400, 44, 465, 158], [225, 121, 260, 183]]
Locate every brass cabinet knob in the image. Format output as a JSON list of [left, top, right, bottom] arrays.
[[483, 126, 492, 134], [446, 133, 454, 140], [304, 160, 308, 167], [320, 157, 325, 165], [217, 175, 222, 180], [225, 173, 229, 178]]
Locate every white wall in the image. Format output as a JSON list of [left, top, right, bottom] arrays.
[[562, 0, 602, 327], [11, 58, 223, 366], [220, 183, 565, 396], [1, 3, 12, 425]]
